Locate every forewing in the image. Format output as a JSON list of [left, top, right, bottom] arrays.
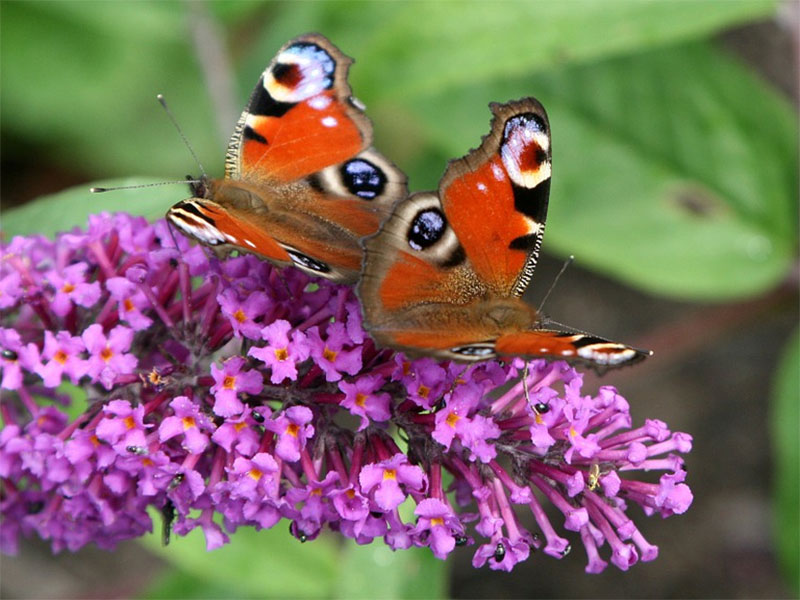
[[440, 98, 551, 297], [225, 33, 374, 183]]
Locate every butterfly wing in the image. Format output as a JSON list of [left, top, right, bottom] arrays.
[[168, 33, 406, 283], [494, 328, 650, 370], [439, 98, 551, 297], [359, 98, 647, 368]]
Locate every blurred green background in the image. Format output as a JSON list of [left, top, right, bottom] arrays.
[[1, 1, 797, 598]]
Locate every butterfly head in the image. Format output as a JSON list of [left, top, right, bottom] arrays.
[[186, 174, 209, 199]]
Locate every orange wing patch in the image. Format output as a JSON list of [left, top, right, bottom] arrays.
[[203, 205, 293, 263], [442, 156, 532, 292], [495, 331, 580, 359], [242, 92, 365, 183], [378, 251, 458, 311]]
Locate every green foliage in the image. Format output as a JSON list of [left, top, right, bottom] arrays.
[[139, 517, 446, 600], [2, 0, 794, 300], [140, 519, 340, 598], [335, 542, 447, 599], [1, 179, 173, 238], [771, 330, 800, 597], [1, 2, 796, 598]]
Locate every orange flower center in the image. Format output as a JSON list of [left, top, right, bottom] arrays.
[[233, 309, 247, 323], [418, 385, 430, 399], [123, 298, 135, 312], [123, 416, 136, 429], [355, 393, 367, 407], [323, 347, 338, 362], [445, 412, 460, 428], [100, 346, 113, 362], [223, 375, 236, 390], [62, 283, 75, 293], [383, 468, 397, 480], [274, 347, 289, 361], [182, 416, 196, 429], [248, 469, 262, 481], [431, 517, 444, 527], [53, 350, 68, 365], [287, 423, 300, 437], [234, 422, 247, 432]]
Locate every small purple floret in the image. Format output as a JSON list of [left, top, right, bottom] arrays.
[[0, 213, 693, 574]]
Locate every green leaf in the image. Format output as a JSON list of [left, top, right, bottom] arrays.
[[240, 1, 777, 102], [354, 0, 778, 99], [1, 179, 178, 238], [141, 569, 253, 600], [140, 520, 340, 599], [410, 42, 798, 300], [0, 2, 222, 178], [336, 541, 448, 600], [771, 329, 799, 596]]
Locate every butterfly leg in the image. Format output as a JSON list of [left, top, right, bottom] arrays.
[[522, 361, 531, 408]]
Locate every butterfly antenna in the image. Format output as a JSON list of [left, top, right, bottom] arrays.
[[522, 361, 531, 406], [164, 218, 184, 254], [157, 94, 207, 178], [537, 255, 574, 314], [90, 179, 202, 193]]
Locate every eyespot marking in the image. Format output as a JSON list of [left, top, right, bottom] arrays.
[[341, 159, 386, 199], [408, 209, 446, 251], [265, 42, 336, 104], [271, 62, 303, 88], [501, 113, 551, 189]]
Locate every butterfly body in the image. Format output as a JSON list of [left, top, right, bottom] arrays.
[[358, 99, 650, 370], [167, 33, 407, 283]]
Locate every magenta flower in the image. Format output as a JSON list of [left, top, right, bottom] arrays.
[[210, 357, 264, 417], [359, 454, 427, 512], [105, 276, 153, 330], [0, 271, 23, 310], [248, 319, 309, 384], [264, 405, 314, 462], [413, 498, 465, 559], [218, 288, 273, 339], [158, 396, 215, 454], [82, 324, 138, 390], [307, 322, 362, 382], [398, 358, 447, 410], [210, 406, 268, 456], [339, 374, 391, 430], [433, 381, 501, 463], [34, 331, 87, 387], [95, 399, 150, 453], [45, 262, 102, 317], [0, 213, 693, 573], [0, 328, 39, 390]]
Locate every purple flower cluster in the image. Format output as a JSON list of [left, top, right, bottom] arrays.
[[0, 213, 693, 572]]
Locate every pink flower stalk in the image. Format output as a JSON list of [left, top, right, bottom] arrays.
[[0, 213, 692, 572]]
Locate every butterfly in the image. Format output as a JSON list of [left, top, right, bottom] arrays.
[[166, 33, 407, 283], [357, 98, 651, 370]]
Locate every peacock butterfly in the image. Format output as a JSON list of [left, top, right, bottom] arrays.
[[167, 33, 407, 283], [357, 98, 650, 370]]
